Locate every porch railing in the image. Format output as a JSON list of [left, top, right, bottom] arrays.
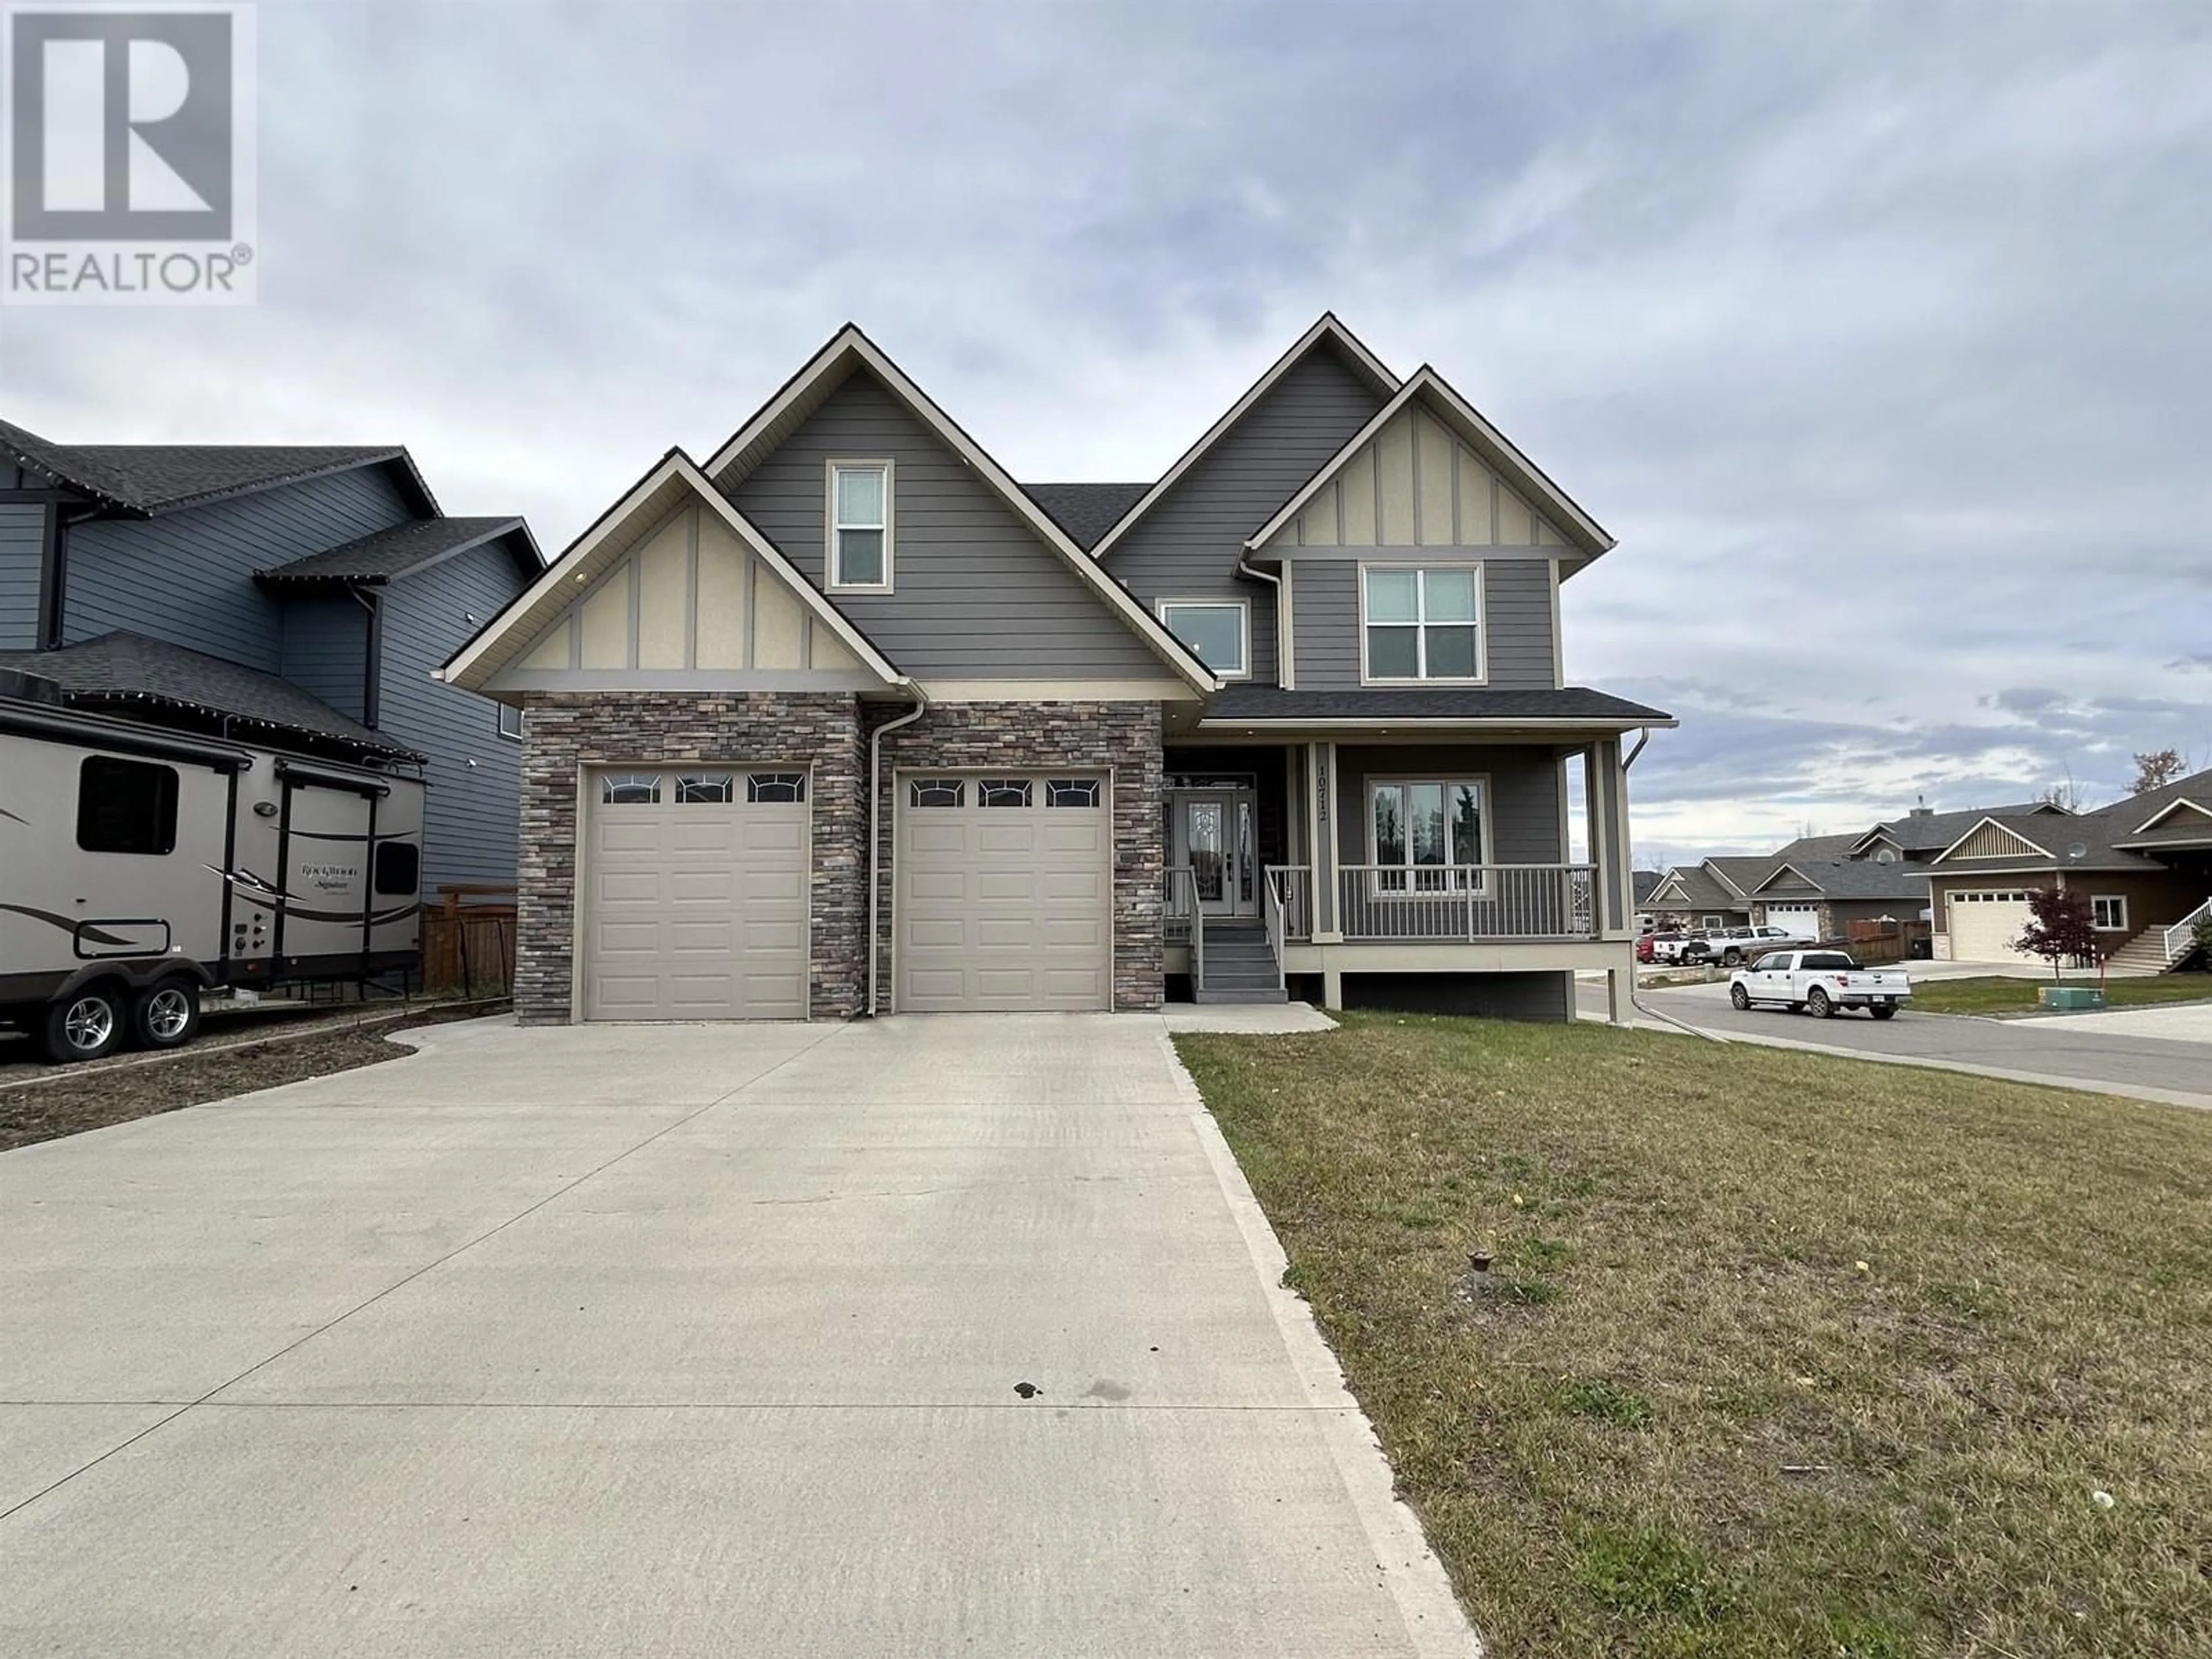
[[1163, 866, 1203, 985], [2163, 895, 2212, 966], [1335, 863, 1599, 941], [1269, 866, 1315, 942]]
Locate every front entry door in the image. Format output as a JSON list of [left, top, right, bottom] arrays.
[[1175, 791, 1257, 918]]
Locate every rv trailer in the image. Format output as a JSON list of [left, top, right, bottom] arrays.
[[0, 672, 424, 1063]]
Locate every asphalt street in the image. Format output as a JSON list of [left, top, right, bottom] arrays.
[[1580, 979, 2212, 1110]]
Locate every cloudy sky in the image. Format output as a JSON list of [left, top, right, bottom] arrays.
[[3, 1, 2206, 861]]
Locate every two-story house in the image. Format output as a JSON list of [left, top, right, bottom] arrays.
[[441, 317, 1672, 1025], [0, 421, 541, 894]]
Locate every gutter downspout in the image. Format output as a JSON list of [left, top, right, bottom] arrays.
[[1235, 553, 1281, 677], [1617, 725, 1725, 1043], [867, 681, 929, 1016], [346, 584, 382, 728]]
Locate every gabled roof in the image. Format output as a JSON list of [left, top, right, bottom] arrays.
[[0, 631, 420, 761], [255, 516, 539, 587], [0, 416, 436, 518], [1847, 801, 2065, 857], [440, 450, 905, 694], [1704, 855, 1775, 899], [1751, 859, 1929, 902], [1024, 483, 1149, 551], [1086, 314, 1401, 562], [1243, 365, 1615, 559], [1930, 815, 2057, 865], [2130, 795, 2212, 836], [1647, 864, 1748, 912], [703, 326, 1217, 692]]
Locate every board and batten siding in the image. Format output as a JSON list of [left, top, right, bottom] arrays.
[[0, 503, 45, 651], [63, 464, 416, 671], [1332, 744, 1566, 866], [278, 594, 369, 722], [376, 539, 532, 891], [1290, 557, 1557, 691], [728, 371, 1161, 679], [1105, 343, 1387, 687]]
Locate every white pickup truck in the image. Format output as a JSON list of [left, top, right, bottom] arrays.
[[1728, 949, 1911, 1019]]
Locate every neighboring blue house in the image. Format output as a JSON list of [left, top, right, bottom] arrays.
[[0, 420, 541, 893]]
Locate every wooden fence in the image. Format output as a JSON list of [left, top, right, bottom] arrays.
[[421, 885, 518, 994], [1845, 918, 1929, 964]]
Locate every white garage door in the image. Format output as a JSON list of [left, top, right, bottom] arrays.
[[1766, 904, 1823, 940], [897, 773, 1111, 1012], [1946, 889, 2033, 962], [584, 768, 809, 1020]]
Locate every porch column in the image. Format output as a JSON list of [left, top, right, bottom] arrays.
[[1309, 740, 1341, 939], [1585, 738, 1631, 940]]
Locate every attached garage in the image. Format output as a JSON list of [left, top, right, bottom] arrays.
[[1764, 903, 1823, 940], [1944, 889, 2033, 962], [582, 767, 810, 1020], [896, 772, 1112, 1012]]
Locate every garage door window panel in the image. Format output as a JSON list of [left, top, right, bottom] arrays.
[[676, 772, 735, 804], [980, 779, 1034, 808], [1047, 779, 1100, 808], [747, 772, 806, 804], [602, 772, 662, 805], [910, 779, 966, 807]]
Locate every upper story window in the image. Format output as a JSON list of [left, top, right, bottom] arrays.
[[1158, 600, 1248, 677], [1362, 566, 1482, 683], [829, 461, 892, 590], [497, 704, 524, 741]]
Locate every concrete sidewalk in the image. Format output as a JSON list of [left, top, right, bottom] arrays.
[[0, 1014, 1469, 1658]]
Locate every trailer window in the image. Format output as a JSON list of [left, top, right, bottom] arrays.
[[373, 842, 419, 896], [77, 756, 178, 855]]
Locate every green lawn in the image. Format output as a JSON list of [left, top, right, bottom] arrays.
[[1177, 1013, 2212, 1658], [1908, 974, 2212, 1017]]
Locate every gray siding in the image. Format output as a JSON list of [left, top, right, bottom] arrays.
[[0, 503, 44, 651], [1291, 556, 1557, 691], [1106, 344, 1386, 686], [1334, 743, 1565, 865], [278, 594, 369, 722], [375, 539, 531, 891], [729, 372, 1162, 677], [63, 464, 415, 669]]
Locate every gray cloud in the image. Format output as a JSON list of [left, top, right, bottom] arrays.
[[1, 0, 2205, 850]]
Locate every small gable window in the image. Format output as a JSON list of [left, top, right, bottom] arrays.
[[830, 461, 892, 590], [1158, 600, 1248, 677]]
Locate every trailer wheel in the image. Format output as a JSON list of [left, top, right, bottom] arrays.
[[40, 986, 124, 1063], [131, 978, 201, 1050]]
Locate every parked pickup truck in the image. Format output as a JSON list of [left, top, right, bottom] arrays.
[[1681, 925, 1800, 967], [1728, 950, 1911, 1019]]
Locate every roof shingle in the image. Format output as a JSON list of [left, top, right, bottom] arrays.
[[0, 415, 421, 517], [256, 516, 533, 585], [1024, 483, 1151, 551]]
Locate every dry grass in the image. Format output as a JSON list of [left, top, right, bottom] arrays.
[[1908, 975, 2212, 1017], [1177, 1012, 2212, 1658]]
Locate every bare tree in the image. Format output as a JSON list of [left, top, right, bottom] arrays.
[[2130, 748, 2187, 794], [2034, 767, 2084, 812]]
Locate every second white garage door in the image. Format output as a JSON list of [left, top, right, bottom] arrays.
[[1765, 904, 1823, 940], [897, 772, 1112, 1012], [1945, 889, 2033, 962], [584, 768, 809, 1020]]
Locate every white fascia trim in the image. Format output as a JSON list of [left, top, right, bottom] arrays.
[[1748, 861, 1824, 896], [915, 677, 1202, 702], [1089, 314, 1400, 562], [707, 327, 1218, 694], [2131, 796, 2212, 834], [1705, 861, 1754, 899], [1245, 368, 1614, 556], [1928, 816, 2056, 865], [1192, 715, 1680, 732], [438, 449, 907, 692]]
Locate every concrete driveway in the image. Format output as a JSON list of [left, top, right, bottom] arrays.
[[0, 1016, 1470, 1658]]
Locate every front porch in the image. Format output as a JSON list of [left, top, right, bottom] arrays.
[[1158, 734, 1642, 1021]]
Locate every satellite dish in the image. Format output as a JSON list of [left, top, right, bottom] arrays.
[[2067, 842, 2088, 861]]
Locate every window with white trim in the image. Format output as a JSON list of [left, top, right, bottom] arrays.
[[2091, 895, 2128, 931], [1362, 566, 1481, 681], [829, 461, 891, 589], [497, 703, 524, 741], [1158, 600, 1248, 677], [1368, 778, 1487, 892]]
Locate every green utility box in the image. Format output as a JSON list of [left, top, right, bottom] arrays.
[[2038, 986, 2107, 1012]]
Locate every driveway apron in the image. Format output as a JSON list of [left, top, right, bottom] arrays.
[[0, 1015, 1472, 1658]]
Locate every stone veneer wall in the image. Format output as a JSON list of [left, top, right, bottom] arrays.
[[514, 692, 865, 1024], [864, 700, 1164, 1012]]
